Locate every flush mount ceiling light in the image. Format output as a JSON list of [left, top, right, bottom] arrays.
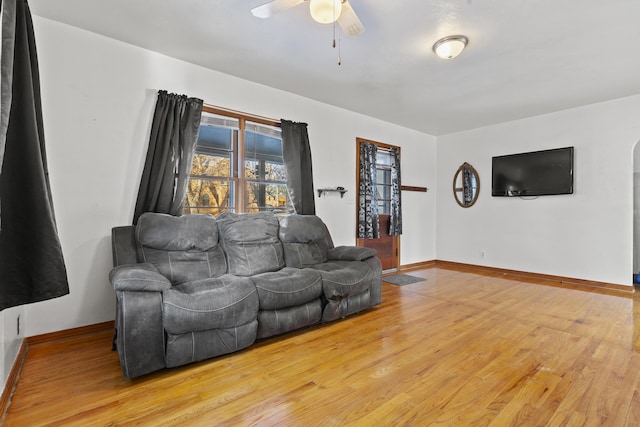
[[309, 0, 342, 24], [433, 35, 468, 59]]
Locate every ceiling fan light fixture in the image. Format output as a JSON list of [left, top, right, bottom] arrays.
[[309, 0, 342, 24], [433, 35, 468, 59]]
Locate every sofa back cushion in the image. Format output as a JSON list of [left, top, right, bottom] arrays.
[[278, 215, 333, 268], [136, 213, 227, 284], [216, 211, 285, 276]]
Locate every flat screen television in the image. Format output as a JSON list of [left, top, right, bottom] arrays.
[[491, 147, 574, 197]]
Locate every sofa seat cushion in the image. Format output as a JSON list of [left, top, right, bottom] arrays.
[[252, 267, 322, 310], [162, 275, 258, 335], [311, 261, 373, 300], [217, 212, 285, 276]]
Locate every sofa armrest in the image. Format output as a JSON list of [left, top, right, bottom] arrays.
[[109, 264, 171, 292], [114, 289, 165, 378], [327, 246, 377, 261], [110, 263, 169, 378]]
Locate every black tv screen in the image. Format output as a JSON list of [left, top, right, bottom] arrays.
[[492, 147, 574, 197]]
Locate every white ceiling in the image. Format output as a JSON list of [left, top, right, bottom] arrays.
[[29, 0, 640, 135]]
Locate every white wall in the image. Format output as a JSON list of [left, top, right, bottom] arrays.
[[633, 142, 640, 275], [23, 16, 436, 337], [0, 306, 23, 392], [436, 94, 640, 286]]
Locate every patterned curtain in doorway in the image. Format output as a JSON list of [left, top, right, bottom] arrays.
[[389, 147, 403, 236], [358, 142, 379, 238]]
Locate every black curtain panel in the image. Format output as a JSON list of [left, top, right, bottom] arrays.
[[280, 119, 316, 215], [133, 90, 203, 224], [358, 141, 379, 239], [0, 0, 69, 310]]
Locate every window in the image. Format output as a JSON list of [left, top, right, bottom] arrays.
[[376, 148, 393, 215], [183, 107, 292, 215]]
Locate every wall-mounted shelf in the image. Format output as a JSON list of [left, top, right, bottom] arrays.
[[317, 187, 348, 198], [401, 185, 428, 192]]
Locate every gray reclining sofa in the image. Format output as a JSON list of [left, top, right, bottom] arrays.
[[110, 211, 382, 378]]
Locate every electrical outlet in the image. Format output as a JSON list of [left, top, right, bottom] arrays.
[[481, 251, 486, 259]]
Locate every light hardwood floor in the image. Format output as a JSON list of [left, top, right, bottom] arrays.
[[5, 267, 640, 426]]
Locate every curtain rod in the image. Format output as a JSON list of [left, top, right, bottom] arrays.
[[203, 104, 280, 126]]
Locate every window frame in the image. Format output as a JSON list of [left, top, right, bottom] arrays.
[[184, 105, 290, 215]]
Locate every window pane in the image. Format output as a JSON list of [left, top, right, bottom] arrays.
[[377, 168, 392, 184], [377, 200, 391, 215], [377, 184, 391, 201], [376, 151, 392, 166], [195, 113, 236, 178], [198, 125, 234, 152], [244, 122, 285, 180], [184, 178, 235, 215], [200, 112, 239, 133], [245, 182, 292, 213], [198, 113, 237, 152], [191, 153, 231, 178], [246, 159, 287, 182], [265, 161, 286, 182]]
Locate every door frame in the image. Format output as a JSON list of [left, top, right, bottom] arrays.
[[355, 137, 400, 271]]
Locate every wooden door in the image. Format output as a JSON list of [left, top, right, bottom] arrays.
[[357, 215, 398, 271], [356, 138, 399, 272]]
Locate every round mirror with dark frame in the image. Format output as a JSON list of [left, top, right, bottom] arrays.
[[453, 162, 480, 208]]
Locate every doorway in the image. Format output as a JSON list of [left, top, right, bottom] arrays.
[[355, 138, 400, 271]]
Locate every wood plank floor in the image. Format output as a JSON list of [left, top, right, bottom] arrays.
[[5, 267, 640, 426]]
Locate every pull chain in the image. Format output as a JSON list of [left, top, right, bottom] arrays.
[[333, 20, 342, 66], [333, 20, 336, 48], [332, 4, 341, 66]]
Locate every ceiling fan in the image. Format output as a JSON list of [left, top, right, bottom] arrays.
[[251, 0, 365, 37]]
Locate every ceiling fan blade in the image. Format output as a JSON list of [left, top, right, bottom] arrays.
[[338, 0, 365, 36], [251, 0, 306, 19]]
